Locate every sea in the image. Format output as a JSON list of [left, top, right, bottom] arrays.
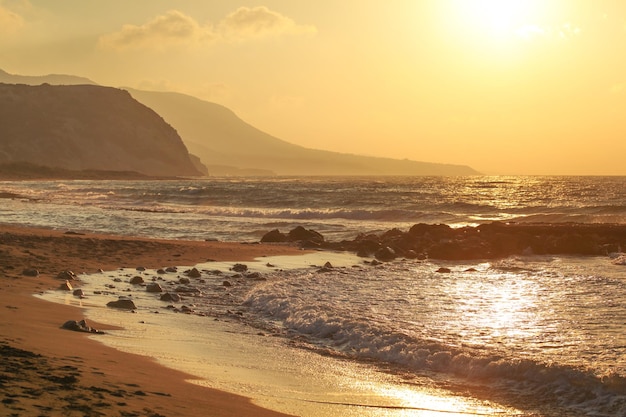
[[2, 176, 626, 417]]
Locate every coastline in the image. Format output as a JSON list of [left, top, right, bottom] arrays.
[[0, 224, 302, 417]]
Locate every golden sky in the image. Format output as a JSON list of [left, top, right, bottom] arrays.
[[1, 0, 626, 175]]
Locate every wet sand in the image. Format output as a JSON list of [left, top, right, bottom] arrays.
[[0, 224, 302, 417]]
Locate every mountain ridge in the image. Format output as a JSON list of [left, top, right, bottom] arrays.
[[126, 89, 480, 176], [0, 83, 202, 177], [0, 68, 480, 176]]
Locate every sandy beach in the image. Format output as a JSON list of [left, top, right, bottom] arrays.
[[0, 224, 301, 417]]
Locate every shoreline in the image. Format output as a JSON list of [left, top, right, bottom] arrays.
[[0, 224, 303, 417]]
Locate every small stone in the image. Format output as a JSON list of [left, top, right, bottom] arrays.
[[59, 280, 73, 291], [129, 276, 144, 285]]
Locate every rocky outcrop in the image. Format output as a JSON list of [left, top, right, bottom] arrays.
[[269, 223, 626, 261], [0, 83, 203, 177]]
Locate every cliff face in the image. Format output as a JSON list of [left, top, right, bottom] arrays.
[[0, 83, 202, 177]]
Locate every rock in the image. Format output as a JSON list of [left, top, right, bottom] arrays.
[[175, 285, 200, 293], [130, 275, 144, 284], [186, 267, 201, 278], [323, 261, 333, 269], [288, 226, 324, 243], [72, 288, 85, 297], [165, 266, 178, 273], [160, 292, 181, 302], [56, 270, 77, 280], [106, 298, 137, 310], [375, 246, 397, 262], [136, 266, 146, 271], [436, 267, 452, 273], [62, 319, 104, 334], [231, 263, 248, 273], [156, 268, 166, 274], [146, 282, 163, 293], [179, 277, 190, 284], [260, 229, 286, 243], [59, 280, 73, 291], [22, 268, 39, 277], [222, 280, 232, 287], [246, 272, 261, 279]]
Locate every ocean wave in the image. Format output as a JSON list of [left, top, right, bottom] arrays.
[[244, 273, 626, 416]]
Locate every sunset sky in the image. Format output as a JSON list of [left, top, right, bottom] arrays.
[[1, 0, 626, 175]]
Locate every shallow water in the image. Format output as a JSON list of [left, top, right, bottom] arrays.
[[40, 252, 522, 417]]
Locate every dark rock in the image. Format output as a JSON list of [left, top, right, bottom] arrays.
[[323, 261, 333, 269], [56, 270, 77, 280], [375, 246, 397, 262], [160, 292, 181, 302], [246, 272, 261, 279], [72, 288, 85, 297], [146, 282, 163, 293], [186, 267, 201, 278], [179, 277, 190, 284], [165, 266, 178, 273], [130, 275, 144, 285], [232, 263, 248, 273], [62, 319, 104, 334], [106, 299, 137, 310], [136, 266, 146, 271], [436, 267, 452, 273], [156, 268, 166, 274], [22, 268, 39, 277], [288, 226, 324, 243], [260, 229, 286, 243], [223, 280, 232, 287]]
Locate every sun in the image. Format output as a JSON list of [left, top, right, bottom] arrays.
[[448, 0, 545, 41]]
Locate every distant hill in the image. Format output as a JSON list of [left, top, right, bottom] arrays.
[[0, 69, 96, 85], [127, 89, 480, 176], [0, 69, 479, 176], [0, 83, 202, 177]]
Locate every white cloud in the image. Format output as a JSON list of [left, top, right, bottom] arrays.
[[99, 7, 316, 50], [0, 5, 24, 34], [218, 6, 317, 41], [98, 10, 213, 50]]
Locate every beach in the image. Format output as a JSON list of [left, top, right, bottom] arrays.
[[0, 224, 301, 417]]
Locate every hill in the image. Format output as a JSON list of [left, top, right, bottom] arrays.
[[0, 69, 95, 85], [0, 83, 202, 177], [127, 89, 480, 176]]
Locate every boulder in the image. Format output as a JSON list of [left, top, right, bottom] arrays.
[[106, 298, 137, 310], [160, 292, 181, 302], [130, 275, 144, 285], [231, 263, 248, 273], [146, 282, 163, 293], [72, 288, 85, 297], [375, 246, 397, 262], [288, 226, 324, 243], [186, 268, 202, 278], [260, 229, 286, 243]]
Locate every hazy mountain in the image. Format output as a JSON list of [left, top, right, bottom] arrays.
[[0, 83, 202, 177], [0, 68, 96, 85], [0, 68, 479, 176], [127, 89, 480, 176]]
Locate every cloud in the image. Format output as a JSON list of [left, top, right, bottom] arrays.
[[218, 6, 317, 41], [99, 7, 316, 50], [0, 5, 24, 34], [98, 10, 212, 49]]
